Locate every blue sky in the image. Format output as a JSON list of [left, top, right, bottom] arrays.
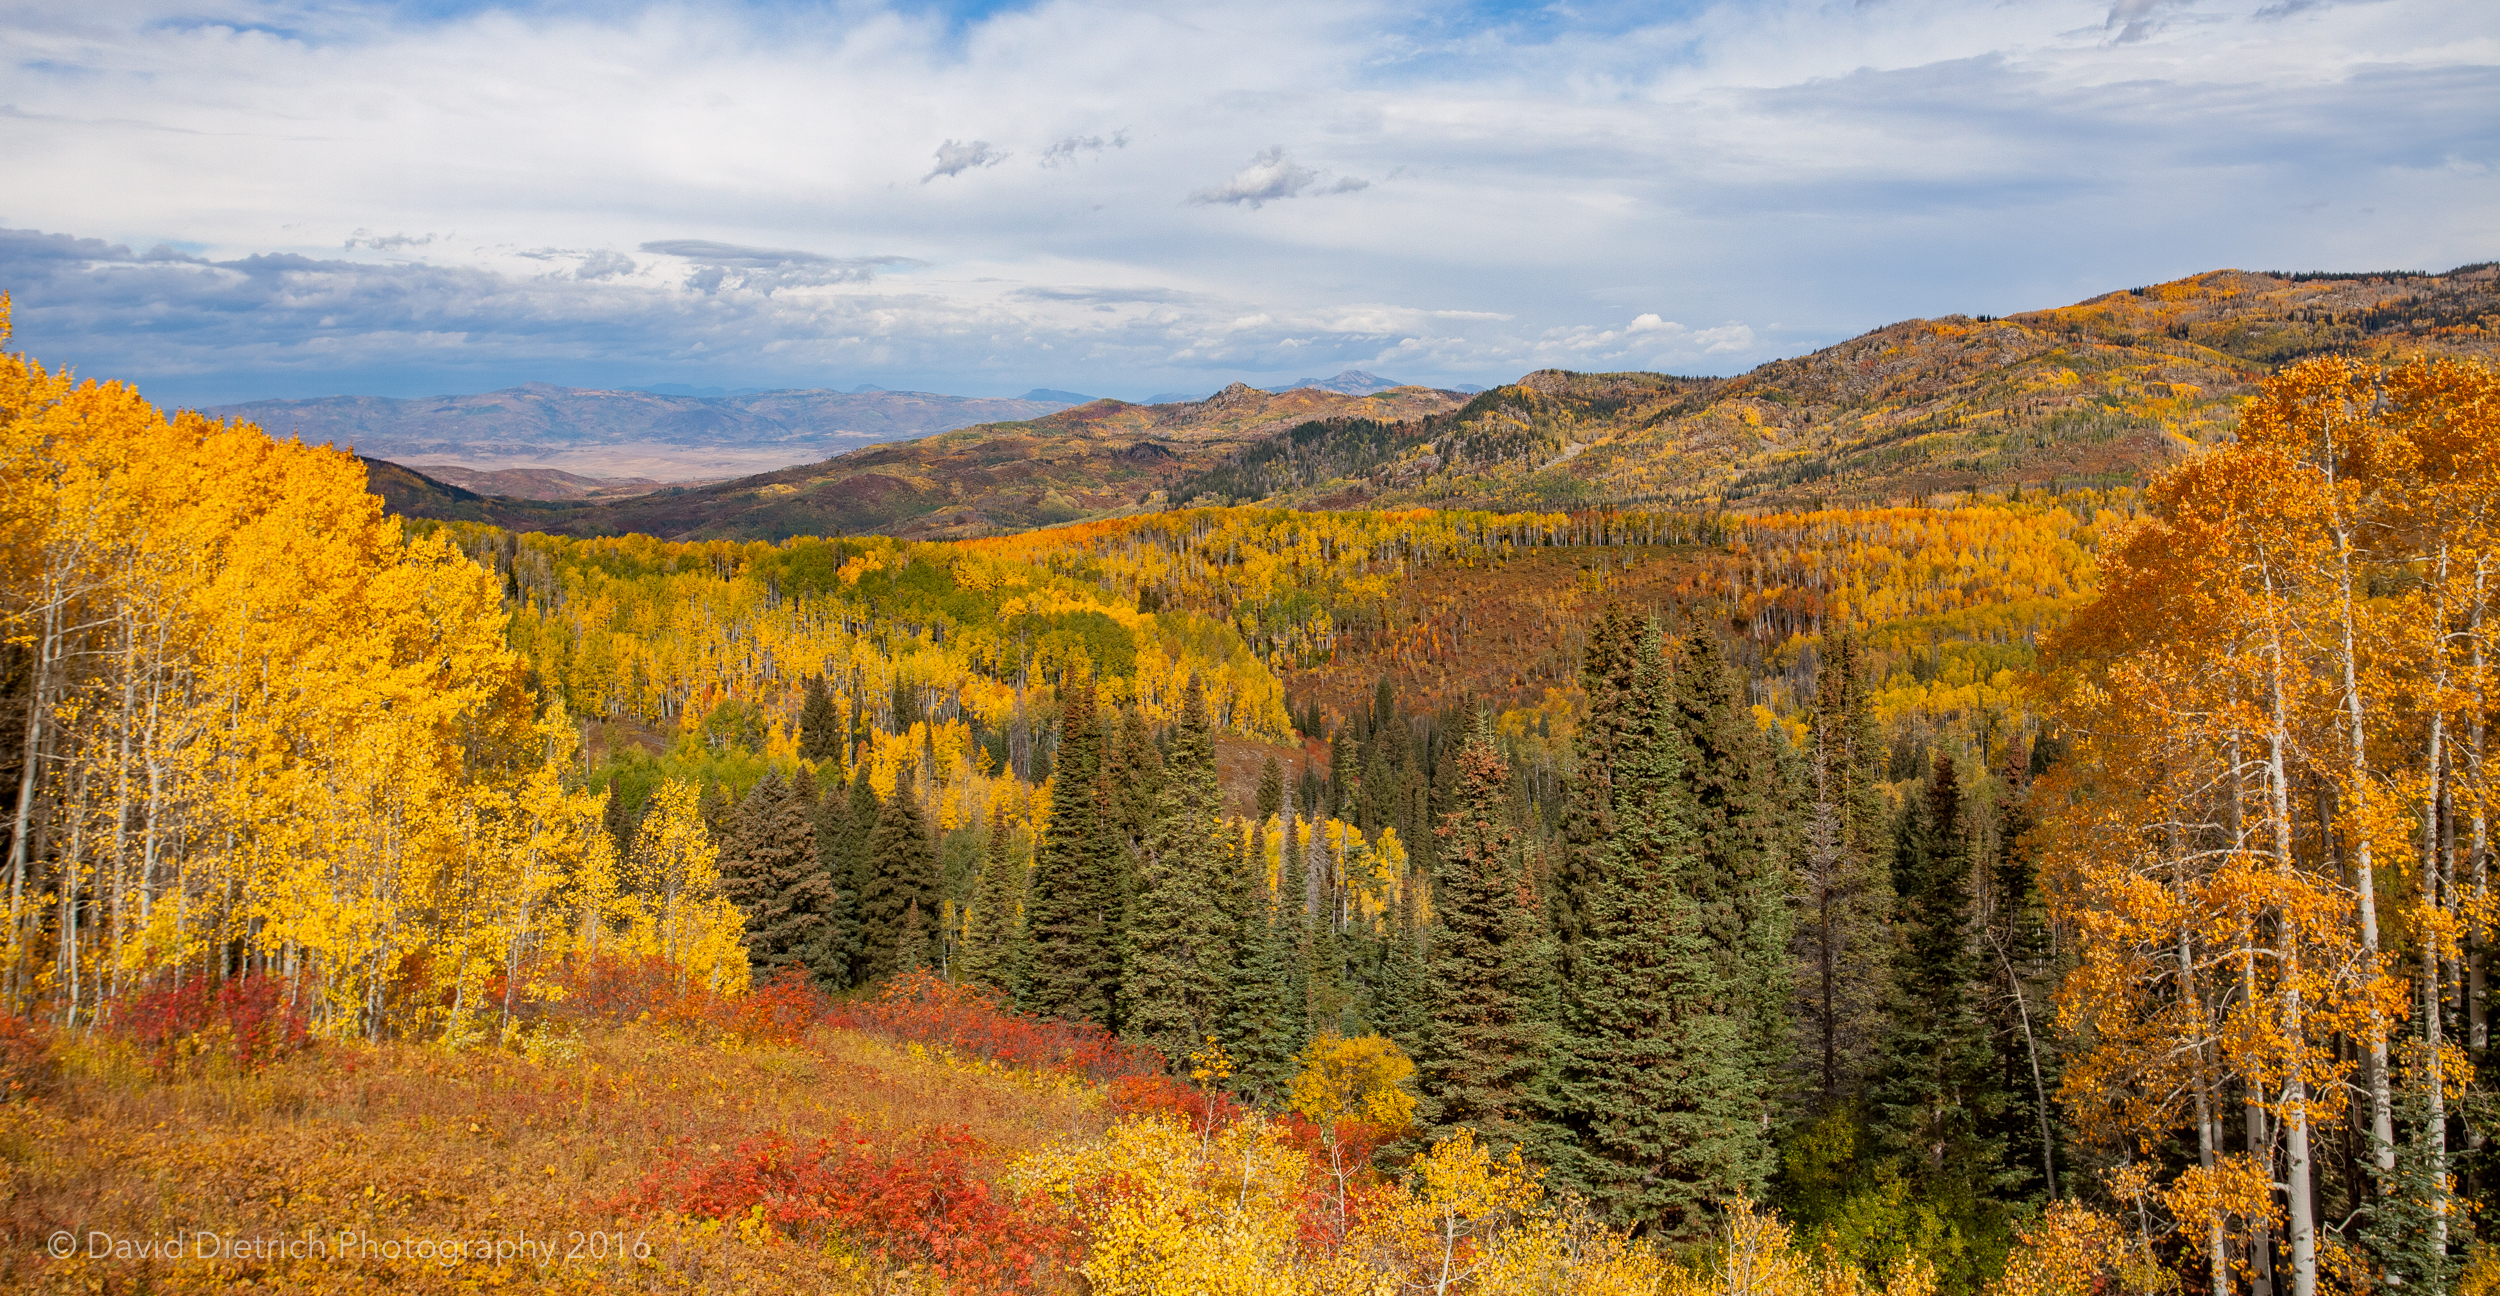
[[1, 0, 2493, 407]]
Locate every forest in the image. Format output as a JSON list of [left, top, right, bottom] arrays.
[[0, 291, 2494, 1296]]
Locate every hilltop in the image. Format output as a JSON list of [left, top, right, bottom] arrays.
[[361, 264, 2499, 540]]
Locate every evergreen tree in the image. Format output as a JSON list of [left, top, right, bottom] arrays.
[[895, 897, 931, 974], [1867, 754, 2005, 1197], [697, 779, 731, 839], [1024, 681, 1126, 1025], [1793, 631, 1897, 1106], [1121, 677, 1234, 1066], [1373, 870, 1430, 1063], [857, 777, 940, 983], [797, 674, 842, 765], [1983, 747, 2061, 1202], [1226, 818, 1301, 1101], [1106, 706, 1163, 849], [1670, 629, 1795, 1129], [1554, 608, 1638, 991], [1542, 624, 1763, 1237], [957, 802, 1026, 994], [840, 769, 879, 913], [812, 783, 859, 986], [717, 774, 842, 986], [1419, 710, 1548, 1150], [1256, 756, 1284, 824]]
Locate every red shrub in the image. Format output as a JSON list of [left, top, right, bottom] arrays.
[[828, 971, 1161, 1083], [112, 973, 310, 1075], [528, 956, 821, 1046], [620, 1120, 1074, 1293], [0, 1014, 58, 1101], [1107, 1073, 1249, 1137]]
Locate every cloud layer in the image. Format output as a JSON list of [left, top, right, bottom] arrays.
[[0, 0, 2491, 406]]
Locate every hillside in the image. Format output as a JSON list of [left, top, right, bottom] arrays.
[[1179, 264, 2500, 512], [360, 264, 2498, 541], [215, 382, 1078, 482], [383, 381, 1468, 541]]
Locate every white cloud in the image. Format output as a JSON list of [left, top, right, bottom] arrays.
[[0, 0, 2490, 404], [925, 139, 1008, 181]]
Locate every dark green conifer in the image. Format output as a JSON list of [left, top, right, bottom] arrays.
[[798, 676, 842, 766], [1670, 629, 1795, 1129], [1023, 681, 1125, 1025], [957, 802, 1027, 994], [857, 777, 940, 983], [717, 774, 842, 987], [1984, 746, 2061, 1201], [1226, 819, 1301, 1102], [1541, 624, 1763, 1237], [840, 769, 879, 911], [1793, 631, 1897, 1105], [1256, 756, 1284, 824], [1418, 710, 1548, 1150], [1373, 871, 1430, 1063], [1553, 607, 1639, 990], [1867, 754, 2005, 1196], [1121, 678, 1234, 1065]]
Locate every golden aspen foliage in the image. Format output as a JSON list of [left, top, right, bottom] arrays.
[[1289, 1031, 1419, 1133]]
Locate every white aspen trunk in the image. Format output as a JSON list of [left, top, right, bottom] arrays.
[[2266, 562, 2317, 1296], [2322, 437, 2396, 1174], [2419, 540, 2454, 1262]]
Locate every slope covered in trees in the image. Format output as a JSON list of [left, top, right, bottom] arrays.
[[8, 293, 2499, 1296]]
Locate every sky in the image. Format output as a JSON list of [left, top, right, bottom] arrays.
[[0, 0, 2493, 408]]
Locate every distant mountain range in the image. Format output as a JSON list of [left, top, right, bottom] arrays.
[[359, 264, 2500, 539], [211, 382, 1080, 485]]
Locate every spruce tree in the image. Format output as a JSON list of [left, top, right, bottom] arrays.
[[1106, 706, 1163, 849], [1867, 754, 2005, 1196], [718, 774, 841, 986], [1256, 756, 1284, 824], [1984, 745, 2062, 1202], [1226, 818, 1301, 1102], [812, 783, 859, 986], [1121, 678, 1234, 1066], [1793, 631, 1897, 1105], [857, 777, 940, 983], [1542, 624, 1763, 1237], [1419, 710, 1548, 1150], [1554, 607, 1638, 990], [1023, 681, 1125, 1025], [957, 802, 1026, 994], [797, 675, 842, 765], [1671, 629, 1795, 1129], [840, 769, 879, 912], [1373, 871, 1430, 1063]]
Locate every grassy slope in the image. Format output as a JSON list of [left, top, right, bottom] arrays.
[[3, 1021, 1106, 1293]]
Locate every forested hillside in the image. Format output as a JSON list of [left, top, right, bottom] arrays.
[[4, 294, 2496, 1295], [366, 264, 2500, 544]]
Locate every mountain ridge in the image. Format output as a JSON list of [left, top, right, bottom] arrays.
[[356, 264, 2500, 540]]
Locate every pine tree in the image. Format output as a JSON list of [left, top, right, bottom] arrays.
[[798, 675, 842, 766], [857, 777, 939, 983], [1867, 754, 2005, 1197], [1121, 678, 1234, 1066], [1106, 705, 1163, 849], [1793, 630, 1896, 1106], [1542, 623, 1763, 1237], [1670, 629, 1795, 1130], [1256, 756, 1284, 824], [839, 769, 879, 914], [716, 774, 841, 986], [1024, 681, 1125, 1025], [895, 897, 931, 974], [957, 802, 1026, 994], [1226, 818, 1301, 1102], [1373, 870, 1430, 1063], [812, 783, 859, 987], [1983, 748, 2061, 1201], [1554, 607, 1638, 991], [1419, 710, 1548, 1150]]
